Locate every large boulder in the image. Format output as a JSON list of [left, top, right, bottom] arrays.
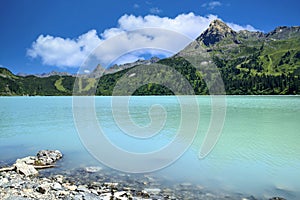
[[36, 150, 63, 165], [0, 150, 63, 177], [15, 162, 38, 177]]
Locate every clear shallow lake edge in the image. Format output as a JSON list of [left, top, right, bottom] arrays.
[[0, 96, 300, 199]]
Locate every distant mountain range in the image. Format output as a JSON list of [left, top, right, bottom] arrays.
[[1, 20, 300, 96], [89, 56, 160, 78], [16, 56, 160, 78], [17, 71, 74, 78]]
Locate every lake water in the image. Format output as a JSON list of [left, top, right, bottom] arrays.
[[0, 96, 300, 199]]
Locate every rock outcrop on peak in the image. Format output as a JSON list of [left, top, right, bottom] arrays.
[[197, 19, 237, 46]]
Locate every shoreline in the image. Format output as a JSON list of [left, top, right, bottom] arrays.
[[0, 151, 286, 200], [0, 166, 267, 200]]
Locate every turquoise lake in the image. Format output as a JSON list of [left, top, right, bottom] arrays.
[[0, 96, 300, 199]]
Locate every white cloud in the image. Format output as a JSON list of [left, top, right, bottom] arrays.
[[27, 30, 101, 68], [149, 7, 162, 14], [133, 4, 139, 9], [227, 23, 258, 32], [27, 12, 259, 69], [117, 13, 218, 39], [202, 1, 222, 10]]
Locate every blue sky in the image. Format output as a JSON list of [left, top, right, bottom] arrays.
[[0, 0, 299, 74]]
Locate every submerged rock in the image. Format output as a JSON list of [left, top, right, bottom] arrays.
[[143, 188, 161, 194], [85, 166, 102, 173]]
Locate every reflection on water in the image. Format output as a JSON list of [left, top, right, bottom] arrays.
[[0, 96, 300, 199]]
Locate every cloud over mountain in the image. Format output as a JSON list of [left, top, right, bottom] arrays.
[[27, 30, 101, 68], [27, 13, 258, 69]]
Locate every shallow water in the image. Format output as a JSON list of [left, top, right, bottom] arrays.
[[0, 96, 300, 199]]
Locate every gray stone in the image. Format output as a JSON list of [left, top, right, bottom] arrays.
[[143, 188, 161, 194], [103, 182, 118, 187], [180, 182, 192, 187], [4, 196, 32, 200], [65, 185, 77, 191], [36, 186, 47, 194], [62, 196, 73, 200], [36, 150, 63, 165], [85, 166, 102, 173], [53, 175, 64, 183], [73, 194, 83, 200], [77, 185, 90, 193], [0, 177, 9, 186], [82, 192, 101, 200], [99, 192, 112, 199], [114, 191, 131, 198], [52, 182, 62, 190], [36, 183, 51, 194], [15, 162, 38, 177]]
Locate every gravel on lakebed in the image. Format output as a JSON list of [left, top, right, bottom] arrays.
[[0, 167, 258, 200], [0, 150, 287, 200], [1, 167, 288, 200]]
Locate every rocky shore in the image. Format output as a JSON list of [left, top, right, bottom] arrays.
[[0, 150, 287, 200]]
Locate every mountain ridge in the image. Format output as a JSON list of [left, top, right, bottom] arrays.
[[1, 21, 300, 95]]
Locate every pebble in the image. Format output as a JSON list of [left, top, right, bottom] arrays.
[[66, 185, 77, 191], [77, 185, 89, 193], [52, 182, 62, 190], [143, 188, 161, 194]]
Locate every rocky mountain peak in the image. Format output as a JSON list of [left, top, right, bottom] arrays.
[[88, 64, 105, 78], [266, 25, 300, 40], [197, 19, 236, 46], [209, 19, 233, 33]]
